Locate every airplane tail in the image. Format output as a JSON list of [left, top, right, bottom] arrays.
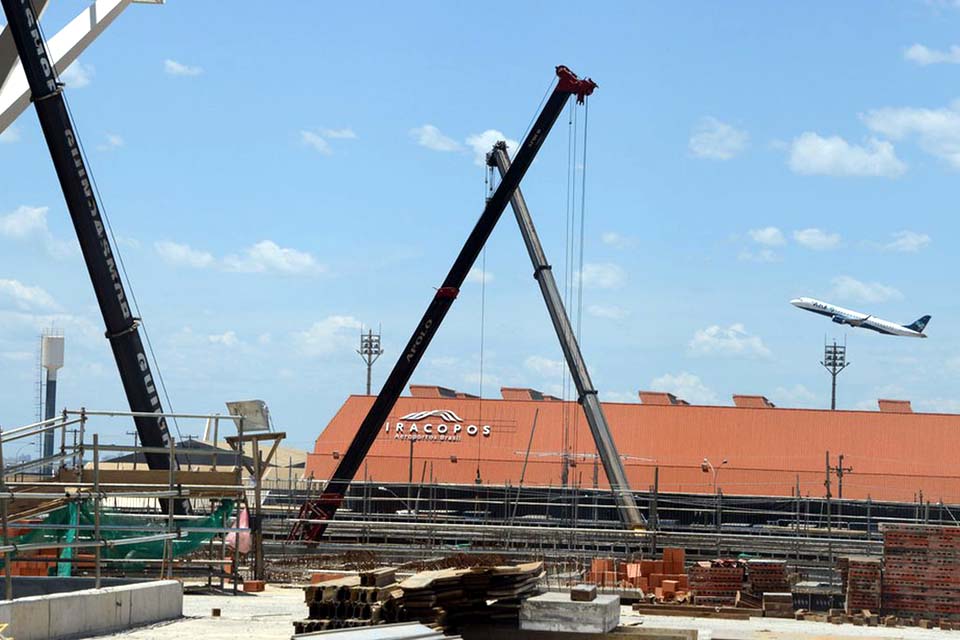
[[904, 315, 931, 333]]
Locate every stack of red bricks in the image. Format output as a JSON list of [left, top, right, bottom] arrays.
[[746, 559, 789, 595], [588, 558, 619, 588], [587, 548, 689, 600], [843, 556, 881, 614], [689, 560, 744, 606], [883, 524, 960, 621]]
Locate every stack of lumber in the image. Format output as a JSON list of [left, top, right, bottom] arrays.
[[399, 561, 543, 631], [843, 556, 881, 614], [689, 560, 744, 606], [295, 568, 403, 633], [882, 524, 960, 621], [747, 559, 789, 595], [762, 592, 795, 618]]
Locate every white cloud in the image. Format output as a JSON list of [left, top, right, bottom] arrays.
[[97, 133, 125, 152], [748, 227, 785, 246], [862, 102, 960, 169], [0, 279, 58, 311], [831, 275, 903, 303], [602, 390, 638, 403], [738, 248, 778, 263], [883, 230, 931, 252], [0, 126, 20, 144], [164, 59, 203, 77], [579, 263, 626, 289], [154, 241, 215, 268], [788, 132, 906, 177], [318, 128, 356, 139], [0, 205, 72, 257], [587, 304, 627, 320], [904, 43, 960, 65], [296, 315, 362, 355], [688, 117, 749, 160], [649, 372, 718, 405], [601, 231, 635, 249], [224, 240, 324, 275], [410, 125, 461, 152], [60, 59, 93, 88], [300, 128, 356, 155], [466, 129, 517, 165], [466, 267, 494, 284], [793, 228, 841, 251], [524, 355, 564, 378], [770, 384, 818, 408], [689, 323, 771, 358], [208, 331, 239, 347], [300, 130, 332, 155], [0, 205, 48, 238], [156, 239, 323, 275]]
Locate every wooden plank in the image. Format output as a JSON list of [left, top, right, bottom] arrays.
[[631, 604, 752, 620], [95, 469, 240, 487]]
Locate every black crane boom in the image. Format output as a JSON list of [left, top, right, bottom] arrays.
[[289, 65, 596, 541], [1, 0, 187, 513]]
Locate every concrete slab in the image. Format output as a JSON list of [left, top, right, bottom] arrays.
[[0, 579, 182, 640], [520, 591, 620, 633]]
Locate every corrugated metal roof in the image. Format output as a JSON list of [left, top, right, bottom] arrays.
[[305, 392, 960, 503]]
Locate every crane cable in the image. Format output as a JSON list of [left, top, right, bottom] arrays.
[[561, 100, 578, 483], [475, 164, 496, 483], [572, 97, 590, 466]]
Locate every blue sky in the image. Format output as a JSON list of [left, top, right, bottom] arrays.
[[1, 1, 959, 450]]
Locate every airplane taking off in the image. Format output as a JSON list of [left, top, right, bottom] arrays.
[[790, 297, 931, 338]]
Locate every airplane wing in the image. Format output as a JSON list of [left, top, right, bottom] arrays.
[[832, 312, 870, 326]]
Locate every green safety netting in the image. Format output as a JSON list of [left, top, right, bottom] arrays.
[[4, 499, 236, 575]]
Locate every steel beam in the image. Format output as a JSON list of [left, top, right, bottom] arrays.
[[0, 0, 162, 135]]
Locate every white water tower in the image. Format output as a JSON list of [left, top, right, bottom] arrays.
[[41, 332, 64, 469]]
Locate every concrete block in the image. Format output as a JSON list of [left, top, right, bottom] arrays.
[[0, 579, 181, 639], [0, 595, 49, 640], [129, 580, 182, 626], [48, 590, 90, 639], [520, 591, 620, 633]]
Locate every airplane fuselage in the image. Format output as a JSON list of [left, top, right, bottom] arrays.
[[790, 297, 928, 338]]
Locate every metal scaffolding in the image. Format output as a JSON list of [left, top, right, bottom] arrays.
[[0, 408, 265, 598]]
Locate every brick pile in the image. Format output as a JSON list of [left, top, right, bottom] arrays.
[[882, 524, 960, 621], [843, 557, 881, 614], [746, 559, 789, 595], [588, 548, 689, 600], [689, 560, 744, 606]]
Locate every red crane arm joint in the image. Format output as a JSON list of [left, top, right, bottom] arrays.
[[555, 65, 598, 104]]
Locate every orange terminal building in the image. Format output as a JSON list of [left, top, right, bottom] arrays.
[[304, 385, 960, 504]]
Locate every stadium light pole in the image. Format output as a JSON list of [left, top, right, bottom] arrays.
[[357, 327, 384, 395], [821, 340, 850, 410]]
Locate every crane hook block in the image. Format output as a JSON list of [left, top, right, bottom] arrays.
[[555, 65, 598, 104], [436, 286, 459, 300]]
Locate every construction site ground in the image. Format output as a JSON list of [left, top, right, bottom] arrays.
[[78, 586, 960, 640]]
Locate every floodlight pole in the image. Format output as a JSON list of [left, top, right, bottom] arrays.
[[357, 327, 384, 395], [820, 340, 850, 410]]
